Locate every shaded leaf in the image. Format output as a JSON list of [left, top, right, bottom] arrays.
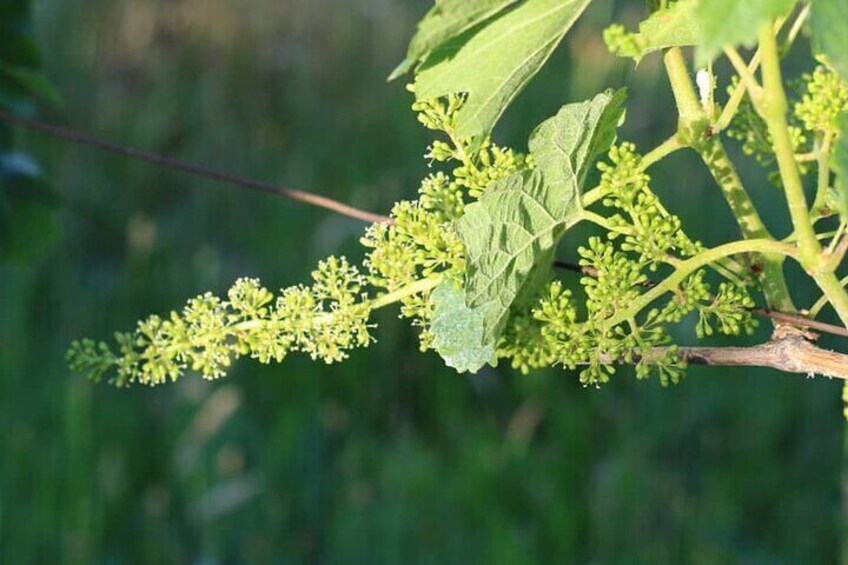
[[695, 0, 796, 65], [389, 0, 519, 81], [414, 0, 593, 138], [430, 282, 498, 373]]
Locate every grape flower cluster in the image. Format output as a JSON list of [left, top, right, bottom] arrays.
[[727, 60, 848, 192], [70, 96, 759, 389], [497, 144, 757, 387], [68, 94, 527, 385]]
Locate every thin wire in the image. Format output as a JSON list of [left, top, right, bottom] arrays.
[[0, 110, 391, 224]]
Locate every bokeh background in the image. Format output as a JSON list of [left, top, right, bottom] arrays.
[[1, 0, 846, 562]]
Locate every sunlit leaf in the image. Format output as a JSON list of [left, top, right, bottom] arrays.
[[413, 0, 593, 138], [389, 0, 519, 81]]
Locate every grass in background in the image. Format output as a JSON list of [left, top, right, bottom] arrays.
[[0, 0, 843, 561]]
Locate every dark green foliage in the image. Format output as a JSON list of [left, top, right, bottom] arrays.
[[0, 0, 60, 261]]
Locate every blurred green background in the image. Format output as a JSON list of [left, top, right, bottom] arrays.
[[1, 0, 846, 562]]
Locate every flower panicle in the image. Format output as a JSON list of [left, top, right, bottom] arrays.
[[67, 258, 373, 387]]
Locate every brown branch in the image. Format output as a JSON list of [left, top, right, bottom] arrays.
[[553, 259, 848, 339], [749, 308, 848, 338], [0, 110, 391, 224], [636, 329, 848, 379]]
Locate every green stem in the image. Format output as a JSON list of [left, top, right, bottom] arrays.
[[714, 7, 808, 132], [782, 229, 841, 243], [782, 3, 811, 55], [812, 131, 834, 218], [758, 24, 822, 266], [236, 277, 443, 332], [813, 272, 848, 328], [810, 275, 848, 319], [663, 49, 704, 128], [582, 186, 604, 208], [752, 27, 848, 327], [641, 135, 684, 169], [662, 48, 795, 312], [724, 46, 763, 95], [370, 277, 442, 310], [701, 139, 796, 311], [601, 238, 799, 329], [577, 210, 634, 234], [581, 136, 682, 208], [827, 223, 847, 255], [716, 49, 762, 131]]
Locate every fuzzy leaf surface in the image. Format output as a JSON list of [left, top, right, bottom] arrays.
[[413, 0, 592, 138], [457, 90, 626, 344], [529, 88, 627, 191], [429, 282, 497, 373], [694, 0, 796, 64], [389, 0, 519, 80]]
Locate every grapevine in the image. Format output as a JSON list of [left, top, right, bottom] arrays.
[[62, 0, 848, 418]]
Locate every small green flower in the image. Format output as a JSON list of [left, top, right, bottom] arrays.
[[794, 64, 848, 135]]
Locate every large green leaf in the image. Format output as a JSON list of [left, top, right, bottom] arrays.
[[413, 0, 593, 138], [811, 0, 848, 81], [608, 0, 700, 63], [694, 0, 796, 65], [457, 90, 626, 344], [429, 282, 498, 373], [389, 0, 519, 81]]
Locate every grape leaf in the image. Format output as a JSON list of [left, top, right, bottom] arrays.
[[389, 0, 519, 81], [529, 88, 627, 192], [694, 0, 796, 65], [413, 0, 593, 138], [608, 0, 700, 63], [457, 90, 626, 344], [811, 0, 848, 83], [429, 282, 498, 373]]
